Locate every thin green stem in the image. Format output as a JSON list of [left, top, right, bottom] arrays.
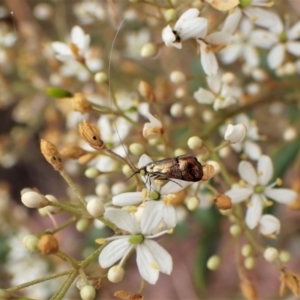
[[81, 244, 107, 268], [46, 216, 77, 234], [59, 170, 86, 207], [5, 270, 73, 293]]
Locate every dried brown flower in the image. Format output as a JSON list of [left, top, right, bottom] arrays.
[[240, 274, 258, 300], [280, 268, 300, 297], [38, 234, 59, 255], [202, 164, 215, 181], [40, 139, 63, 171], [138, 80, 156, 102], [72, 93, 92, 114], [214, 194, 232, 210], [78, 119, 105, 150], [114, 290, 143, 300]]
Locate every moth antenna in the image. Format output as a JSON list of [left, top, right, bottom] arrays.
[[108, 17, 138, 173]]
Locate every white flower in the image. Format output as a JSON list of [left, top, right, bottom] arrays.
[[259, 214, 280, 236], [225, 155, 297, 229], [251, 14, 300, 69], [193, 75, 237, 110], [219, 18, 260, 67], [222, 114, 262, 160], [162, 8, 208, 49], [98, 205, 173, 284], [113, 154, 191, 228], [51, 26, 102, 71], [224, 124, 247, 143], [142, 113, 163, 139]]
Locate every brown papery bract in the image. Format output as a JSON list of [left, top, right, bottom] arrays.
[[40, 139, 63, 171]]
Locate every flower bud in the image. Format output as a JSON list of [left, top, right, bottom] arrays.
[[241, 244, 253, 257], [229, 224, 242, 237], [71, 93, 92, 114], [138, 80, 156, 102], [39, 194, 60, 215], [187, 136, 203, 150], [80, 285, 96, 300], [174, 148, 185, 157], [170, 103, 183, 118], [170, 71, 186, 84], [264, 247, 279, 263], [22, 235, 39, 252], [94, 72, 108, 83], [129, 143, 145, 156], [107, 265, 125, 283], [95, 183, 110, 197], [40, 139, 63, 171], [207, 255, 221, 270], [85, 167, 100, 179], [186, 196, 200, 211], [224, 124, 246, 143], [78, 120, 105, 150], [76, 218, 90, 232], [21, 191, 49, 208], [205, 160, 220, 175], [122, 165, 132, 177], [279, 250, 291, 263], [38, 234, 59, 255], [87, 197, 105, 218], [214, 194, 232, 210], [184, 105, 196, 117], [244, 257, 255, 270], [140, 43, 158, 58], [164, 8, 177, 22], [283, 127, 297, 141], [259, 214, 280, 236]]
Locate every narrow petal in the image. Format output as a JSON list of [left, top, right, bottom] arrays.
[[244, 45, 259, 67], [222, 7, 242, 34], [219, 44, 242, 65], [140, 201, 163, 234], [287, 42, 300, 56], [287, 20, 300, 40], [193, 87, 215, 104], [225, 187, 253, 203], [136, 243, 159, 284], [174, 8, 200, 30], [51, 42, 72, 56], [224, 124, 247, 143], [245, 194, 263, 229], [243, 141, 262, 160], [244, 7, 279, 30], [178, 18, 208, 40], [138, 154, 152, 168], [143, 239, 173, 274], [238, 161, 258, 186], [162, 205, 177, 228], [99, 239, 131, 268], [162, 25, 179, 48], [257, 155, 273, 185], [104, 208, 139, 233], [264, 188, 297, 204], [207, 75, 221, 93], [112, 192, 143, 206], [205, 31, 232, 45], [200, 42, 218, 75], [267, 44, 285, 69], [259, 214, 280, 235], [250, 30, 278, 49], [161, 180, 191, 194], [71, 26, 87, 50]]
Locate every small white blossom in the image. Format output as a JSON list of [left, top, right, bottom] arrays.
[[194, 75, 237, 110], [142, 113, 163, 139], [162, 8, 208, 49], [259, 214, 280, 236], [98, 205, 173, 285], [225, 155, 297, 229], [224, 124, 247, 143]]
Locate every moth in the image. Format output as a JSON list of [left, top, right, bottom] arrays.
[[130, 154, 204, 183]]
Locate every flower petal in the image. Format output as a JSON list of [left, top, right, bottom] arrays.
[[287, 20, 300, 40], [222, 7, 242, 34], [243, 141, 262, 160], [138, 154, 153, 168], [224, 124, 247, 143], [257, 155, 273, 185], [238, 161, 258, 186], [287, 42, 300, 56], [161, 179, 191, 194], [225, 187, 253, 203], [177, 18, 208, 41], [259, 214, 280, 235], [162, 204, 177, 228], [51, 42, 72, 56], [99, 239, 132, 268], [112, 192, 143, 206], [136, 243, 159, 284], [206, 31, 232, 45], [199, 41, 218, 76], [264, 188, 297, 204], [143, 239, 173, 274], [140, 201, 163, 234], [245, 194, 263, 229], [267, 44, 285, 69], [104, 208, 139, 233], [193, 87, 215, 104]]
